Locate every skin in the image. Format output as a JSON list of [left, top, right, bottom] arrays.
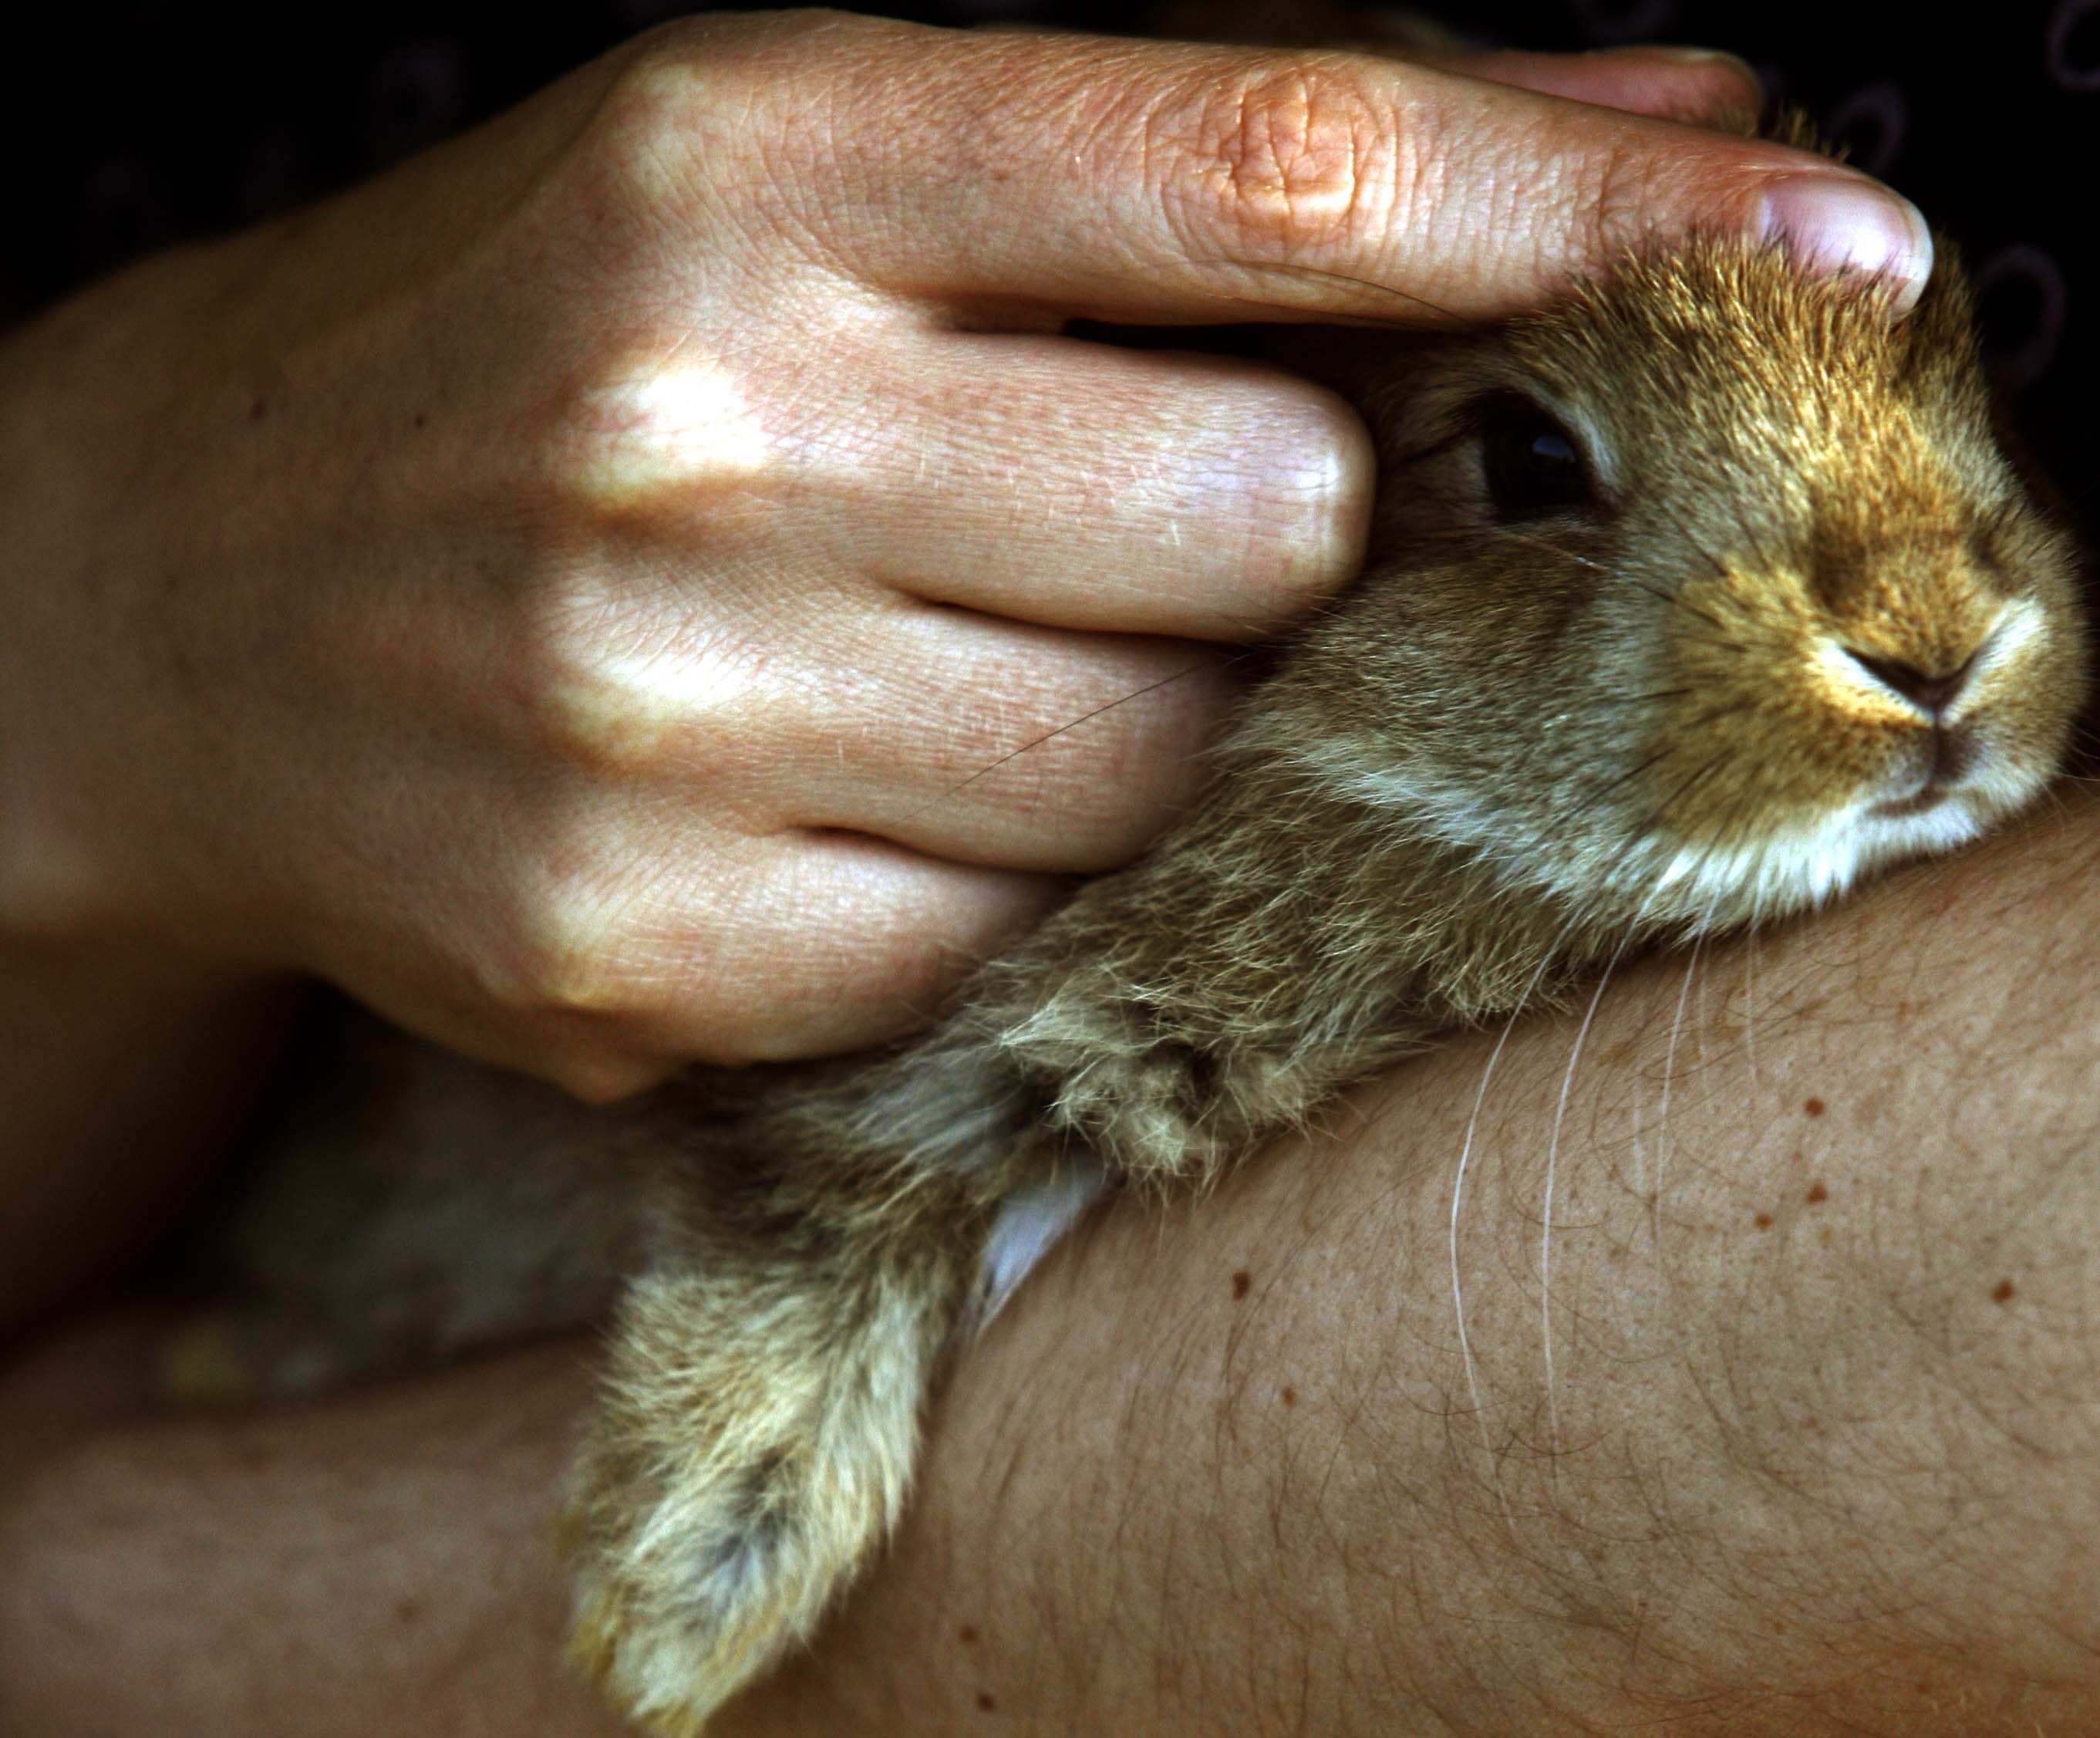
[[4, 790, 2095, 1735], [0, 12, 1928, 1327]]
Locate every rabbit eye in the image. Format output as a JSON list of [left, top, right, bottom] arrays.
[[1474, 393, 1598, 522]]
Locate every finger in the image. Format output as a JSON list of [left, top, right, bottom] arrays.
[[813, 335, 1372, 640], [1387, 46, 1763, 127], [413, 838, 1074, 1088], [625, 836, 1074, 1067], [744, 18, 1930, 321], [756, 610, 1238, 874]]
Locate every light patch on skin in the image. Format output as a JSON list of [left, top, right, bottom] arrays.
[[564, 358, 771, 508], [545, 640, 758, 769]]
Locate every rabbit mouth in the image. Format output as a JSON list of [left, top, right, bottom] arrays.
[[1869, 785, 1953, 822], [1864, 717, 1985, 822]]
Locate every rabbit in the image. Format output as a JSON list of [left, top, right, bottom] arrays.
[[162, 224, 2089, 1735]]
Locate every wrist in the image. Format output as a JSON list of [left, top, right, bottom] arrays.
[[0, 248, 234, 951]]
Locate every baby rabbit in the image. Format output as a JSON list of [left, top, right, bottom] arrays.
[[169, 231, 2088, 1733]]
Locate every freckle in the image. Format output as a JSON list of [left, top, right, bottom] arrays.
[[957, 1625, 979, 1646], [1231, 1270, 1251, 1301], [1805, 1181, 1829, 1205], [1754, 1211, 1774, 1229], [1280, 1385, 1298, 1407], [1804, 1097, 1825, 1117], [1993, 1278, 2016, 1304], [976, 1692, 997, 1712], [413, 410, 428, 429], [248, 396, 267, 421], [394, 1598, 421, 1626]]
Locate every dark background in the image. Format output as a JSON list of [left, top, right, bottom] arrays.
[[4, 1, 2092, 530]]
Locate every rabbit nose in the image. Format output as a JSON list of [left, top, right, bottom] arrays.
[[1842, 647, 1977, 716]]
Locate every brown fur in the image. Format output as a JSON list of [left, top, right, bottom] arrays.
[[171, 236, 2087, 1732]]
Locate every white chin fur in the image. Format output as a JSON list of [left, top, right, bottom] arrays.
[[1653, 794, 1990, 920]]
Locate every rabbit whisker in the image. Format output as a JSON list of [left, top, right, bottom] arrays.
[[1586, 687, 1695, 711], [1653, 882, 1725, 1262], [1166, 255, 1468, 325], [1647, 496, 1735, 583], [899, 662, 1214, 824], [1743, 917, 1761, 1106], [1539, 890, 1655, 1467], [1646, 752, 1730, 831], [1451, 899, 1595, 1541], [1557, 746, 1677, 833], [1485, 526, 1611, 575], [1479, 525, 1744, 643]]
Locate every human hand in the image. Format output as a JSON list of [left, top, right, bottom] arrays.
[[0, 10, 1928, 1100]]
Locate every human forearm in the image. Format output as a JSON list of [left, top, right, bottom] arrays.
[[5, 793, 2095, 1735]]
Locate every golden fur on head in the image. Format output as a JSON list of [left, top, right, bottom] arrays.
[[1269, 240, 2085, 933]]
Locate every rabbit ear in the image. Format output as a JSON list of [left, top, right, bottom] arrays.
[[565, 1223, 972, 1734]]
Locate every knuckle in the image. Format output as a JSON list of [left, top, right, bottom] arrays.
[[1165, 60, 1399, 258], [497, 855, 677, 1027], [578, 10, 871, 240], [966, 655, 1225, 862], [534, 351, 776, 521], [484, 882, 626, 1020], [510, 569, 753, 778], [576, 49, 723, 227]]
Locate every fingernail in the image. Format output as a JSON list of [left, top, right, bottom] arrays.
[[1760, 174, 1934, 312]]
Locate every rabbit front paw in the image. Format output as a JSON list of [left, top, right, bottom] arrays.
[[561, 1263, 947, 1732]]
